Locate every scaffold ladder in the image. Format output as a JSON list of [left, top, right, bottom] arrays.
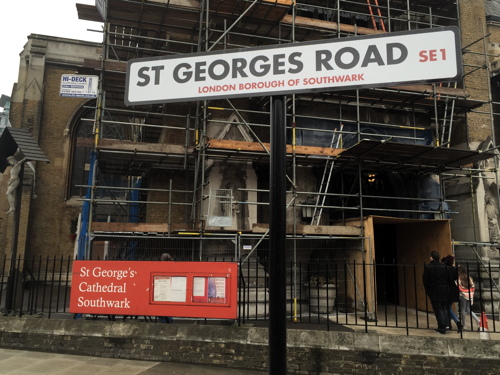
[[366, 0, 386, 31], [311, 124, 343, 225], [437, 82, 457, 148]]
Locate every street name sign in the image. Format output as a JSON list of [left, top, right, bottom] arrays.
[[125, 26, 462, 105]]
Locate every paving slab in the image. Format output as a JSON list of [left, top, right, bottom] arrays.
[[0, 348, 266, 375]]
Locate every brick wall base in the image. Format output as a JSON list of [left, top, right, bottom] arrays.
[[0, 317, 499, 374]]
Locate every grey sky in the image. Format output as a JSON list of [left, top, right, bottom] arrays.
[[0, 0, 102, 103]]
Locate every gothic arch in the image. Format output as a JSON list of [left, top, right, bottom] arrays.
[[66, 100, 96, 200]]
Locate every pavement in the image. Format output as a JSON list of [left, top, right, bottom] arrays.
[[0, 348, 267, 375]]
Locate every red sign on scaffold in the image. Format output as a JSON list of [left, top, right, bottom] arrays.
[[69, 261, 238, 319]]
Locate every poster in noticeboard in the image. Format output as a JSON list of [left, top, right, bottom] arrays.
[[192, 276, 227, 304], [153, 275, 187, 302]]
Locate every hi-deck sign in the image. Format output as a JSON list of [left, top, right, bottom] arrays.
[[60, 74, 99, 98], [125, 27, 462, 105]]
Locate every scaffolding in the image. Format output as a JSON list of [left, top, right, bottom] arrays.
[[73, 0, 500, 315]]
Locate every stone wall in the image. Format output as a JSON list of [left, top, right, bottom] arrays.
[[459, 0, 492, 145], [0, 35, 101, 258], [0, 318, 499, 374]]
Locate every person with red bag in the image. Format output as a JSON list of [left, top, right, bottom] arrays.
[[457, 265, 480, 331]]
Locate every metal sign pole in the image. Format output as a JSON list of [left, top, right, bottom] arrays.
[[269, 95, 287, 375]]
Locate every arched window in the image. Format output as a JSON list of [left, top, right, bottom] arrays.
[[68, 102, 128, 199], [68, 102, 95, 198]]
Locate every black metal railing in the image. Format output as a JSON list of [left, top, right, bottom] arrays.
[[0, 255, 497, 336]]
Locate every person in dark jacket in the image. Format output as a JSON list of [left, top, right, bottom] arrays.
[[442, 255, 462, 331], [423, 251, 455, 334]]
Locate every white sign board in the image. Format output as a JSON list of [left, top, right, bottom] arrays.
[[125, 27, 462, 105], [60, 75, 99, 98]]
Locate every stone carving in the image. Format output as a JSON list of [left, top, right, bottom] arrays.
[[5, 155, 27, 215], [486, 196, 500, 249]]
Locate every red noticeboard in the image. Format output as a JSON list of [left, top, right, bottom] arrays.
[[69, 261, 238, 319]]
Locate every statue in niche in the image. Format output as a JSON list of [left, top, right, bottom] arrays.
[[227, 182, 240, 217], [486, 196, 500, 250], [5, 155, 27, 215], [219, 164, 247, 230]]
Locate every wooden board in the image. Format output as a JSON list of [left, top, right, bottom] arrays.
[[207, 139, 344, 157], [252, 223, 361, 236], [209, 0, 292, 22], [91, 222, 169, 233]]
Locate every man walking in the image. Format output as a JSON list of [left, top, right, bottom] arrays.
[[423, 251, 455, 334]]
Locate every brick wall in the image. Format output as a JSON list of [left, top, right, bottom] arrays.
[[0, 35, 100, 258], [459, 0, 493, 145], [0, 318, 499, 375]]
